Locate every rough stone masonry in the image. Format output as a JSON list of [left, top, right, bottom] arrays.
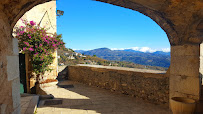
[[67, 65, 169, 105]]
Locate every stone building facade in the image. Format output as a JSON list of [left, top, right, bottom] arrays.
[[0, 1, 57, 113], [14, 1, 56, 34], [14, 1, 58, 92], [0, 0, 202, 113]]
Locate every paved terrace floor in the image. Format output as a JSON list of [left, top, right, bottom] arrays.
[[37, 80, 171, 114]]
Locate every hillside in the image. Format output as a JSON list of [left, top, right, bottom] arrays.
[[75, 48, 170, 68], [58, 48, 168, 71]]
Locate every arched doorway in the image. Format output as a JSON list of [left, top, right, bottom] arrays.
[[0, 0, 202, 113]]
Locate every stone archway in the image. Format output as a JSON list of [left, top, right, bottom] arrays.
[[0, 0, 202, 113]]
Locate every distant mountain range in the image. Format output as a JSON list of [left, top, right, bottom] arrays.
[[75, 48, 170, 67]]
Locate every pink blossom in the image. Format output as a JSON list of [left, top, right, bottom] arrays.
[[30, 21, 36, 26], [23, 47, 26, 51], [24, 42, 29, 46], [52, 44, 56, 47], [28, 48, 34, 51], [44, 39, 49, 44], [20, 31, 24, 34], [28, 34, 31, 39], [34, 52, 38, 56]]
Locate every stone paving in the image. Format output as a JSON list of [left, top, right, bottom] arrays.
[[21, 96, 33, 114], [21, 95, 39, 114], [37, 81, 172, 114]]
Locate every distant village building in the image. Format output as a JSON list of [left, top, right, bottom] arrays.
[[85, 60, 92, 64], [68, 56, 75, 60], [109, 63, 112, 66], [59, 63, 64, 66], [78, 53, 83, 57], [73, 52, 79, 56], [64, 53, 69, 56]]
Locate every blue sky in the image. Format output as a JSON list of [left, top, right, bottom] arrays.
[[57, 0, 170, 52]]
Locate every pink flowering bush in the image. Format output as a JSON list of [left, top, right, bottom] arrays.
[[15, 20, 65, 75]]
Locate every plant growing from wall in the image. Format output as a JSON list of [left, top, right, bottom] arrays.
[[14, 20, 65, 77]]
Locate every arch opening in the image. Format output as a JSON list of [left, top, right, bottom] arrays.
[[57, 0, 171, 72]]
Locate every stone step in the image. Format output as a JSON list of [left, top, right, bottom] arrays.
[[21, 95, 39, 114], [39, 94, 54, 100]]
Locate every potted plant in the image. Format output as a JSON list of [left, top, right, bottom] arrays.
[[14, 20, 65, 93], [170, 97, 196, 114]]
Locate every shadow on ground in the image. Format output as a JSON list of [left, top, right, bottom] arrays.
[[38, 66, 171, 114]]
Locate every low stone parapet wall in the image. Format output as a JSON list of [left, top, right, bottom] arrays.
[[67, 65, 169, 105]]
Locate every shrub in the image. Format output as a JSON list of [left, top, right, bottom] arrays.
[[14, 20, 65, 75]]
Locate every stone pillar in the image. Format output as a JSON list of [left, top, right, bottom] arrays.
[[200, 43, 203, 99], [0, 12, 21, 114], [200, 43, 203, 86], [170, 44, 201, 100]]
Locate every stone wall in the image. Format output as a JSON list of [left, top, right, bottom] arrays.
[[14, 1, 56, 34], [42, 50, 58, 81], [0, 13, 21, 113], [67, 65, 169, 105]]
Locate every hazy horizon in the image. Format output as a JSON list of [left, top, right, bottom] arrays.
[[72, 46, 170, 53]]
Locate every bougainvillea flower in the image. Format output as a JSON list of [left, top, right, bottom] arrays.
[[24, 42, 29, 46], [15, 20, 65, 76], [28, 48, 34, 51], [30, 21, 36, 26]]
